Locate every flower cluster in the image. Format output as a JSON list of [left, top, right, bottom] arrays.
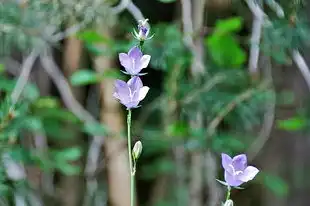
[[113, 20, 152, 109]]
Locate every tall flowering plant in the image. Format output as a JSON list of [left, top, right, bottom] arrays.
[[113, 19, 152, 206]]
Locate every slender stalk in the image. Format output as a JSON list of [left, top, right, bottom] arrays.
[[127, 109, 134, 206], [225, 186, 231, 201]]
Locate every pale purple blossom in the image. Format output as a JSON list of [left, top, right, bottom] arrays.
[[113, 76, 149, 109], [119, 46, 151, 76], [221, 153, 259, 187]]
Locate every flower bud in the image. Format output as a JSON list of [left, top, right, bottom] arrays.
[[132, 141, 143, 160], [138, 19, 149, 40], [133, 19, 154, 41], [223, 199, 234, 206]]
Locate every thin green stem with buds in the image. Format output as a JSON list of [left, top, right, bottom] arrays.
[[127, 109, 134, 206]]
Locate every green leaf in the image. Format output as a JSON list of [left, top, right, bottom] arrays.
[[22, 117, 43, 131], [70, 69, 125, 86], [34, 97, 59, 108], [167, 121, 189, 137], [0, 184, 10, 195], [277, 117, 307, 131], [206, 35, 246, 67], [0, 77, 39, 101], [35, 108, 79, 123], [77, 30, 112, 44], [53, 148, 82, 175], [84, 122, 108, 136], [158, 0, 176, 3], [214, 17, 243, 35], [70, 70, 99, 86], [101, 70, 125, 80], [0, 64, 5, 74], [57, 164, 81, 175], [56, 147, 82, 161], [262, 173, 289, 197]]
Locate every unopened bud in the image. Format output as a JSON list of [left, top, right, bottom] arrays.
[[133, 18, 154, 41], [223, 199, 234, 206], [132, 141, 142, 160]]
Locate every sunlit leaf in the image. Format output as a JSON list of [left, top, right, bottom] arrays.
[[55, 147, 82, 161], [214, 17, 243, 35], [70, 70, 99, 86], [34, 97, 59, 108], [57, 163, 81, 175], [70, 69, 125, 86], [167, 121, 189, 137], [277, 117, 307, 131], [206, 35, 246, 67], [77, 30, 112, 44]]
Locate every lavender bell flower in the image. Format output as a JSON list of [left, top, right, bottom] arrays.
[[113, 76, 149, 109], [221, 153, 259, 187], [119, 46, 151, 76]]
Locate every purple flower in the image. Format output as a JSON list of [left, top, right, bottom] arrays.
[[221, 153, 259, 187], [133, 19, 153, 41], [119, 46, 151, 76], [139, 24, 148, 38], [113, 76, 149, 109]]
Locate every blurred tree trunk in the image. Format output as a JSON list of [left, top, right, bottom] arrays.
[[188, 1, 207, 206], [93, 28, 130, 206], [260, 57, 309, 206], [149, 64, 181, 206], [26, 61, 51, 189], [258, 6, 310, 206], [58, 33, 86, 206]]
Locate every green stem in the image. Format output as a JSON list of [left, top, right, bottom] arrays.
[[139, 40, 144, 49], [127, 109, 134, 206], [226, 186, 231, 201]]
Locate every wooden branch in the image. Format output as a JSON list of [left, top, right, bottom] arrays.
[[206, 82, 268, 138], [10, 50, 38, 105]]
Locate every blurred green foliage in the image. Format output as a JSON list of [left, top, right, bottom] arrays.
[[206, 17, 247, 68], [0, 76, 85, 197]]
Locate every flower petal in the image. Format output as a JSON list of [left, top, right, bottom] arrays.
[[221, 153, 233, 174], [232, 154, 247, 171], [128, 46, 142, 60], [114, 80, 130, 104], [128, 76, 143, 92], [224, 171, 243, 187], [113, 92, 120, 99], [138, 86, 149, 101], [119, 53, 133, 72], [125, 101, 140, 109], [237, 166, 259, 182], [140, 55, 151, 69]]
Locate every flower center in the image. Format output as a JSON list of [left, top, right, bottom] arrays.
[[229, 164, 243, 176], [129, 89, 137, 101]]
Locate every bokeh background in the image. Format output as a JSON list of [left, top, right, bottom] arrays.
[[1, 0, 310, 205]]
